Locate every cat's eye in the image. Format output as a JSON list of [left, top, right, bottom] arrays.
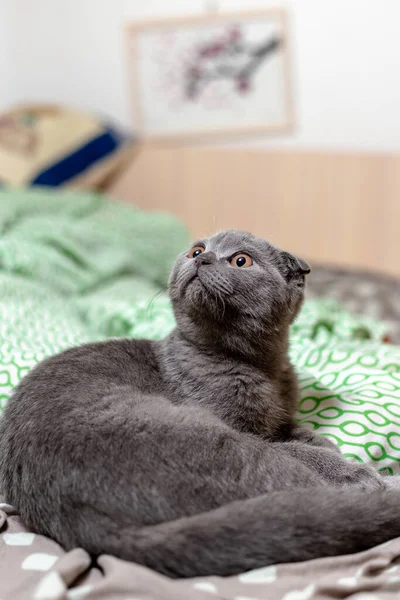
[[188, 245, 205, 259], [231, 253, 253, 268]]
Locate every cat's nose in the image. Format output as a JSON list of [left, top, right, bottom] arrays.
[[195, 252, 215, 268]]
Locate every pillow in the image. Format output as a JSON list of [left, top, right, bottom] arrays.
[[0, 104, 135, 190]]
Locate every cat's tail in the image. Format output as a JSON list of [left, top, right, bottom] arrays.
[[115, 487, 400, 577]]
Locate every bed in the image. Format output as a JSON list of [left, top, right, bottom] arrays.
[[1, 187, 400, 599]]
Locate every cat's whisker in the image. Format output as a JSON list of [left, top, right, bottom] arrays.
[[216, 290, 226, 320], [175, 268, 195, 290], [146, 290, 165, 315], [216, 280, 234, 295], [212, 279, 233, 297]]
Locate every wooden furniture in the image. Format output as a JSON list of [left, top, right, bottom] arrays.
[[109, 145, 400, 278]]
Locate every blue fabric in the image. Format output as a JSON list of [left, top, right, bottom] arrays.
[[31, 129, 123, 187]]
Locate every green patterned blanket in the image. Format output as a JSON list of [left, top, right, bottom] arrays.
[[0, 189, 399, 473]]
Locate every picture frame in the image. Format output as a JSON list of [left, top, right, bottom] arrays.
[[124, 9, 293, 141]]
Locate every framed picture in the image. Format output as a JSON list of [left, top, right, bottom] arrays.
[[125, 9, 293, 141]]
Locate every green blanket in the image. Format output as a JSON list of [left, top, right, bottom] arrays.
[[1, 189, 400, 474]]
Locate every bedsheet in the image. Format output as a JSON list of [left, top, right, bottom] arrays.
[[1, 189, 400, 599]]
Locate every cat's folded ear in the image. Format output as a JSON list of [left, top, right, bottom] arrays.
[[280, 251, 311, 282]]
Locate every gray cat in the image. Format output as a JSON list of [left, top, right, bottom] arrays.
[[1, 230, 400, 578]]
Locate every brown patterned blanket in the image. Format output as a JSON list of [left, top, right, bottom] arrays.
[[2, 499, 400, 600]]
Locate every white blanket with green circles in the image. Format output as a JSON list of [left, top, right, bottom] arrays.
[[0, 189, 399, 475]]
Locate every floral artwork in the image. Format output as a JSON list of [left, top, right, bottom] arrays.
[[127, 11, 291, 139], [184, 26, 281, 101]]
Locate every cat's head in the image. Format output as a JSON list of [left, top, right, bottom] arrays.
[[169, 230, 310, 356]]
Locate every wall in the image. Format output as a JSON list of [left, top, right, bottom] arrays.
[[2, 0, 400, 151], [0, 0, 15, 108], [110, 146, 400, 276]]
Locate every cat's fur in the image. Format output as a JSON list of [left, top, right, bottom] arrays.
[[1, 230, 400, 578]]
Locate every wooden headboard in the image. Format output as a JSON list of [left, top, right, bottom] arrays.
[[109, 145, 400, 278]]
